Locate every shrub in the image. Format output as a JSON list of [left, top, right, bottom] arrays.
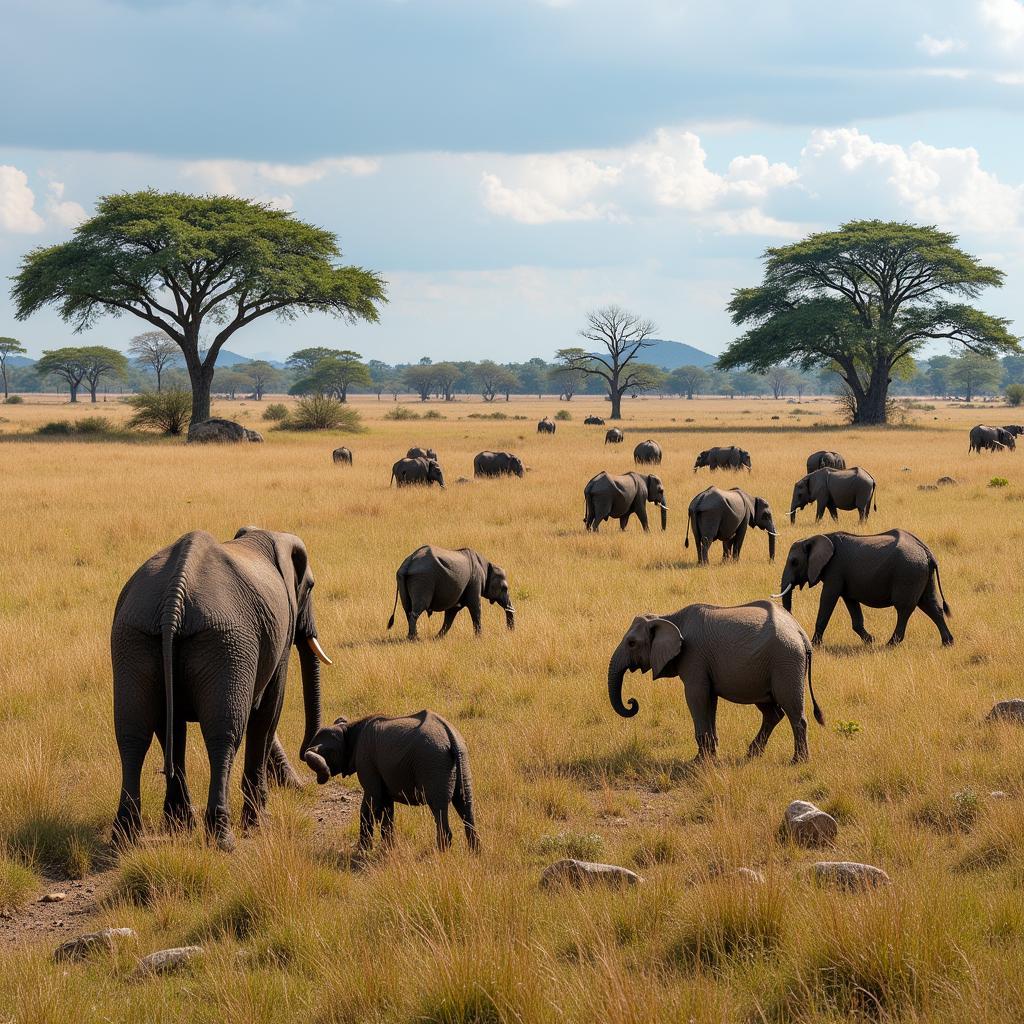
[[4, 395, 23, 404], [423, 410, 445, 420], [468, 412, 508, 420], [554, 410, 572, 420], [0, 857, 37, 913], [1006, 383, 1024, 407], [384, 406, 420, 421], [990, 477, 1010, 488], [75, 416, 113, 435], [125, 389, 192, 435], [283, 395, 364, 432], [36, 420, 74, 435], [262, 402, 289, 422]]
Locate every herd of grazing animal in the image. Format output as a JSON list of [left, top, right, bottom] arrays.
[[108, 415, 999, 854]]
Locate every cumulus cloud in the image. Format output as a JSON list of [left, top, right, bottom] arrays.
[[180, 156, 379, 199], [916, 33, 965, 56], [0, 165, 45, 232], [44, 181, 86, 228], [980, 0, 1024, 46]]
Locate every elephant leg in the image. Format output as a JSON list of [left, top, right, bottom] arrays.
[[464, 583, 483, 634], [452, 785, 479, 852], [811, 585, 841, 645], [747, 701, 784, 758], [887, 606, 914, 646], [160, 715, 195, 831], [358, 793, 376, 850], [201, 728, 242, 851], [814, 499, 827, 522], [404, 579, 431, 640], [431, 801, 453, 851], [113, 728, 152, 845], [240, 673, 285, 832], [842, 597, 874, 644], [379, 802, 396, 848], [267, 736, 303, 789], [827, 501, 839, 522], [635, 503, 649, 532], [437, 607, 460, 637], [682, 674, 717, 761], [918, 588, 954, 646], [619, 515, 630, 531]]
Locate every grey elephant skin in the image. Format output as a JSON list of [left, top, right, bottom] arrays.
[[332, 447, 352, 465], [608, 602, 823, 762], [789, 467, 876, 523], [584, 415, 605, 425], [584, 471, 667, 532], [474, 450, 524, 478], [1003, 424, 1024, 437], [406, 446, 437, 460], [110, 528, 330, 849], [387, 545, 514, 638], [969, 425, 1017, 453], [605, 428, 624, 444], [537, 417, 556, 434], [391, 456, 445, 488], [806, 450, 846, 472], [779, 529, 953, 647], [303, 710, 479, 852], [685, 486, 777, 564], [694, 446, 751, 472], [633, 440, 662, 465]]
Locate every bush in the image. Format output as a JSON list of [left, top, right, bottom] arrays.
[[423, 410, 445, 420], [990, 477, 1009, 488], [554, 410, 572, 421], [282, 395, 364, 432], [262, 402, 289, 422], [75, 416, 113, 435], [36, 420, 74, 435], [468, 412, 508, 420], [384, 406, 420, 421], [126, 389, 192, 435], [1006, 383, 1024, 407], [4, 395, 23, 404], [537, 829, 604, 861]]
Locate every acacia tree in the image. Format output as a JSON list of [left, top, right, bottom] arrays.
[[719, 220, 1018, 424], [767, 364, 796, 400], [557, 306, 657, 419], [127, 330, 179, 391], [474, 361, 518, 402], [948, 353, 1003, 401], [12, 192, 386, 428], [0, 338, 27, 400], [81, 346, 128, 401], [403, 364, 436, 402], [431, 362, 463, 402], [549, 362, 584, 400], [670, 364, 709, 399], [290, 350, 369, 402], [244, 360, 284, 401], [35, 347, 88, 401]]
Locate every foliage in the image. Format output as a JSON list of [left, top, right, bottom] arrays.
[[243, 360, 284, 400], [280, 395, 364, 431], [990, 477, 1009, 488], [384, 405, 421, 420], [4, 395, 23, 404], [75, 416, 114, 435], [948, 353, 1004, 400], [1005, 383, 1024, 407], [125, 389, 192, 435], [403, 363, 437, 401], [0, 337, 27, 399], [554, 409, 572, 420], [474, 360, 519, 402], [262, 402, 289, 421], [36, 420, 74, 435], [289, 349, 370, 402], [127, 331, 179, 391], [670, 364, 710, 399]]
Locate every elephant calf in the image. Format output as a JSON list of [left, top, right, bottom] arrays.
[[608, 601, 823, 763], [685, 486, 777, 564], [303, 710, 479, 852], [694, 446, 752, 472], [777, 529, 953, 647], [387, 545, 514, 638], [407, 446, 438, 460], [806, 450, 845, 473], [332, 446, 352, 465], [584, 415, 606, 425], [474, 450, 524, 478], [391, 456, 445, 488], [790, 467, 876, 523], [605, 428, 624, 444], [584, 471, 667, 532]]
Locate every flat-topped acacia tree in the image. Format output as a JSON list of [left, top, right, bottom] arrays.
[[11, 191, 387, 427]]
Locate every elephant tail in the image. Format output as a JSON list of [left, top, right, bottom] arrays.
[[386, 580, 400, 630], [873, 484, 878, 512], [932, 559, 952, 617], [158, 555, 192, 782], [440, 718, 474, 821], [806, 645, 825, 726], [684, 512, 691, 548]]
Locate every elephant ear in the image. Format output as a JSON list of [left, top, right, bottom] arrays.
[[270, 532, 314, 626], [807, 535, 835, 586], [649, 618, 684, 679]]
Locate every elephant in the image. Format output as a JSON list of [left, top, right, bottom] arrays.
[[406, 447, 438, 460], [537, 417, 556, 434], [110, 527, 331, 850], [474, 450, 524, 478], [584, 471, 667, 532], [694, 446, 752, 472], [633, 440, 662, 465], [684, 487, 777, 565], [607, 601, 823, 763], [789, 467, 876, 523], [332, 446, 352, 465], [1003, 425, 1024, 437], [391, 456, 445, 488], [303, 709, 478, 852], [386, 545, 514, 639], [969, 425, 1016, 453], [584, 416, 606, 425], [605, 428, 625, 444], [777, 529, 953, 647], [806, 450, 846, 473]]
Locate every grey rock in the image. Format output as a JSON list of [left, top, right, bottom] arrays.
[[53, 927, 136, 963], [987, 700, 1024, 724], [780, 800, 838, 848], [937, 476, 958, 486], [134, 945, 204, 977], [187, 418, 263, 444], [540, 859, 643, 889], [990, 790, 1011, 799], [810, 861, 891, 890]]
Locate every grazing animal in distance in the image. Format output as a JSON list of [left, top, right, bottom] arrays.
[[685, 486, 777, 564], [537, 417, 556, 434], [391, 456, 445, 488], [1002, 424, 1024, 437], [584, 471, 667, 532], [969, 425, 1016, 453], [406, 446, 437, 460], [584, 415, 605, 425], [694, 446, 752, 472], [806, 450, 845, 472], [332, 446, 352, 465], [633, 440, 662, 465], [474, 451, 524, 478], [789, 467, 876, 523], [605, 428, 624, 444]]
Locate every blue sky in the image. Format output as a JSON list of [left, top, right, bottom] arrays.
[[1, 0, 1023, 363]]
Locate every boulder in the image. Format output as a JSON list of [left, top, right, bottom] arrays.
[[937, 476, 958, 486], [987, 700, 1024, 724], [779, 800, 838, 848], [187, 418, 263, 444], [53, 927, 136, 963], [134, 945, 204, 978], [540, 859, 642, 889], [810, 861, 891, 890]]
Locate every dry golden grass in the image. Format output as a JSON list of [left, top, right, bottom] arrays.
[[1, 391, 1024, 1021]]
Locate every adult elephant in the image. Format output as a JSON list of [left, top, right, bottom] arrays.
[[789, 467, 876, 523], [605, 428, 624, 445], [1003, 424, 1024, 437], [969, 425, 1016, 453], [474, 451, 524, 478], [607, 602, 823, 763], [633, 440, 662, 465], [387, 545, 515, 639], [332, 447, 352, 465], [584, 416, 606, 425], [406, 446, 438, 460], [694, 446, 752, 472], [684, 486, 777, 565], [537, 417, 556, 434], [584, 471, 667, 532], [110, 527, 331, 850], [776, 529, 953, 647], [391, 456, 445, 488], [806, 450, 845, 473]]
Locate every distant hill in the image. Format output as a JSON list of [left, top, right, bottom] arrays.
[[8, 355, 35, 367], [215, 349, 287, 369], [642, 339, 718, 369]]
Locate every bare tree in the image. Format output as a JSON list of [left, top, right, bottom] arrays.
[[767, 364, 796, 400], [128, 331, 179, 392]]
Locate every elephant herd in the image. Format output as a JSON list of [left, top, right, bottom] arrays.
[[969, 423, 1022, 453]]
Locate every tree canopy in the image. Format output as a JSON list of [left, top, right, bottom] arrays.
[[0, 337, 27, 399], [289, 349, 370, 403]]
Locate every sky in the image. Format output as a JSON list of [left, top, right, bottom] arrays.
[[1, 0, 1024, 364]]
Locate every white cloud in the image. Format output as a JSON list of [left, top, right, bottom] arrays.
[[916, 33, 965, 57], [0, 165, 45, 232], [980, 0, 1024, 46], [44, 181, 86, 228], [180, 156, 379, 198]]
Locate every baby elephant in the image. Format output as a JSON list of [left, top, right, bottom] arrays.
[[387, 544, 515, 638], [806, 450, 845, 473], [303, 710, 479, 852], [605, 428, 624, 444], [332, 446, 353, 465]]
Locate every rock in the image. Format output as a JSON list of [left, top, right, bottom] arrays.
[[455, 476, 472, 484], [810, 861, 891, 890], [990, 790, 1011, 800], [987, 700, 1024, 724], [53, 927, 136, 963], [901, 466, 911, 472], [779, 800, 838, 848], [733, 867, 766, 883], [540, 859, 642, 889], [918, 484, 938, 491], [134, 946, 204, 978], [187, 418, 263, 444], [39, 892, 66, 903], [937, 476, 958, 486]]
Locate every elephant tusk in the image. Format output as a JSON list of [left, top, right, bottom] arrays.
[[660, 503, 669, 510], [766, 531, 779, 536], [770, 584, 793, 599], [306, 636, 333, 666]]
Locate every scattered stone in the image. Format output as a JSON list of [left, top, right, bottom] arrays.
[[771, 415, 780, 420], [540, 859, 643, 889], [455, 476, 472, 484], [937, 476, 958, 486], [39, 892, 66, 903], [810, 861, 891, 890], [53, 927, 136, 963], [987, 700, 1024, 724], [990, 790, 1011, 800], [733, 867, 766, 883], [779, 800, 838, 848], [187, 418, 263, 444], [901, 466, 911, 472], [918, 484, 938, 491], [134, 946, 204, 978]]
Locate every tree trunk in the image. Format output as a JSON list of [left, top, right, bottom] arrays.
[[156, 368, 162, 393], [188, 366, 214, 426], [90, 383, 98, 402], [1, 365, 7, 400], [609, 388, 622, 419], [853, 369, 889, 425], [69, 383, 78, 403]]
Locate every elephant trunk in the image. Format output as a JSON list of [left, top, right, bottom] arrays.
[[607, 645, 640, 718], [768, 531, 776, 562], [779, 575, 794, 612], [297, 640, 323, 757], [504, 604, 516, 630], [789, 487, 800, 524], [660, 504, 668, 531]]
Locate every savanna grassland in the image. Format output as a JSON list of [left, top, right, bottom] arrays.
[[1, 392, 1024, 1023]]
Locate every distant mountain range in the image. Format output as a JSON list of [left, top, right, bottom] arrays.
[[642, 339, 718, 369]]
